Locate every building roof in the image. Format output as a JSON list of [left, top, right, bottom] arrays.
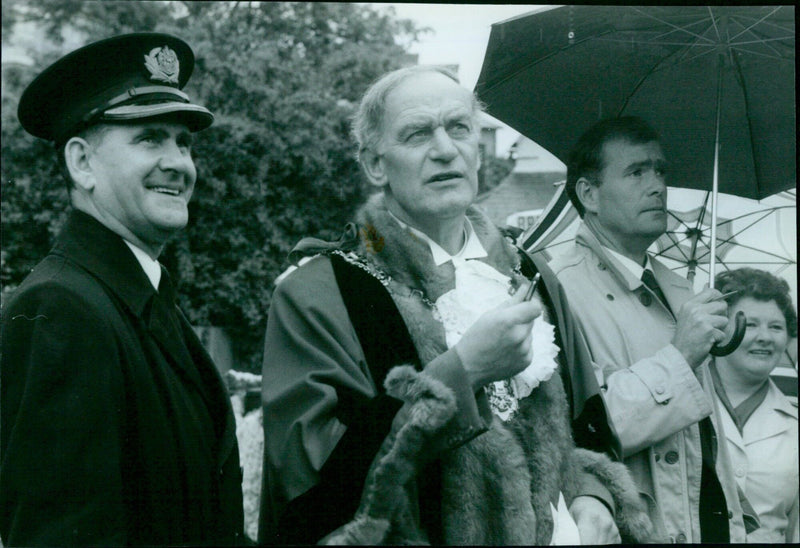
[[476, 135, 566, 226], [511, 136, 565, 173], [475, 170, 565, 227]]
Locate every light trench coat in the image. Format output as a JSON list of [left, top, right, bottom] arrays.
[[549, 222, 757, 543], [715, 379, 799, 543]]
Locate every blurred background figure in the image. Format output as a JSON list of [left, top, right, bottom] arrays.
[[712, 268, 799, 543]]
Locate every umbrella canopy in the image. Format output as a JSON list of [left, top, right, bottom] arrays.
[[653, 191, 796, 282], [475, 5, 795, 200], [655, 203, 737, 280]]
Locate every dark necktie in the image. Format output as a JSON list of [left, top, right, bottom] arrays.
[[153, 266, 214, 412], [158, 266, 176, 307], [641, 268, 672, 313]]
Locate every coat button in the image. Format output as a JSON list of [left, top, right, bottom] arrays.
[[735, 468, 745, 477], [655, 386, 665, 395], [639, 291, 653, 306], [665, 450, 679, 464], [728, 510, 734, 519], [606, 293, 615, 301], [675, 532, 687, 543]]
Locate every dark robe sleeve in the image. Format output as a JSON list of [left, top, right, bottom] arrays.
[[259, 257, 488, 545]]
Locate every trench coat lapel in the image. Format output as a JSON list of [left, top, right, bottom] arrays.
[[651, 257, 693, 315], [717, 394, 747, 454], [576, 224, 640, 291], [575, 224, 693, 317]]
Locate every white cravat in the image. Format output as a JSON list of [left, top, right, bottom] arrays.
[[388, 214, 560, 421], [550, 492, 582, 545]]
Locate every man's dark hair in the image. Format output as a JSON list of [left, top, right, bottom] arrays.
[[566, 116, 661, 217], [716, 267, 798, 338]]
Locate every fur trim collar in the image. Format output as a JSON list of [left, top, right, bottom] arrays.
[[353, 193, 524, 303]]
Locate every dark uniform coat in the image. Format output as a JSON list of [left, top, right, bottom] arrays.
[[1, 210, 244, 546]]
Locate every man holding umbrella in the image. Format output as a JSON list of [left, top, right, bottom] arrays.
[[549, 116, 758, 543]]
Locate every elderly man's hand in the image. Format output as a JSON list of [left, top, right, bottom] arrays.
[[569, 495, 620, 544], [455, 281, 541, 391]]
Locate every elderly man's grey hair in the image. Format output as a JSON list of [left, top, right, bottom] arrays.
[[351, 65, 485, 162]]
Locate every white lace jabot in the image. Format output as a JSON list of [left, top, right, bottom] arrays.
[[386, 209, 560, 420], [435, 251, 575, 544], [434, 255, 560, 422], [400, 214, 571, 543]]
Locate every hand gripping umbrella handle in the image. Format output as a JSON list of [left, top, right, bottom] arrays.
[[709, 311, 746, 357]]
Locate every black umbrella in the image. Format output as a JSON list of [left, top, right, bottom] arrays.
[[476, 5, 794, 199]]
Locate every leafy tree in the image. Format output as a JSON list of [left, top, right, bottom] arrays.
[[1, 1, 425, 371]]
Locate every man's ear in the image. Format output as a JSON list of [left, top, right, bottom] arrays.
[[575, 176, 599, 215], [64, 137, 95, 191], [359, 147, 388, 188]]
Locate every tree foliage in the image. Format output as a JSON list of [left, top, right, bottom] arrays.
[[1, 1, 426, 371]]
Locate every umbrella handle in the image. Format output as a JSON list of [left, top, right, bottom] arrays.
[[709, 311, 746, 357]]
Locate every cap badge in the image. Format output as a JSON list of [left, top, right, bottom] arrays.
[[144, 46, 179, 84]]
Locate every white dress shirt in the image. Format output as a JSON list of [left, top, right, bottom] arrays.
[[123, 240, 161, 290]]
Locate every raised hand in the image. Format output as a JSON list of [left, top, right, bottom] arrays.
[[454, 281, 542, 391], [671, 287, 729, 368]]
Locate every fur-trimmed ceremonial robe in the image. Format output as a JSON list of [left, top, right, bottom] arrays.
[[260, 193, 652, 544]]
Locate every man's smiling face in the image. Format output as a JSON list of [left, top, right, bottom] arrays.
[[85, 121, 197, 251]]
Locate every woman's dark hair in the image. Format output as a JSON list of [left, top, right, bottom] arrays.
[[715, 267, 798, 337]]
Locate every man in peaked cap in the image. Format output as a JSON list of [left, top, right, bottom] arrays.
[[1, 33, 244, 546]]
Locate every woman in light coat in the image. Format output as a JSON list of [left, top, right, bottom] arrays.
[[712, 268, 798, 543]]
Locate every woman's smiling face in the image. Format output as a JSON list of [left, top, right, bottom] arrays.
[[724, 297, 790, 383]]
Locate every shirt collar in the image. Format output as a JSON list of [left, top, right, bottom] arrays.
[[602, 245, 653, 280], [123, 240, 162, 290], [766, 379, 799, 419], [387, 210, 488, 266], [52, 210, 156, 318]]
